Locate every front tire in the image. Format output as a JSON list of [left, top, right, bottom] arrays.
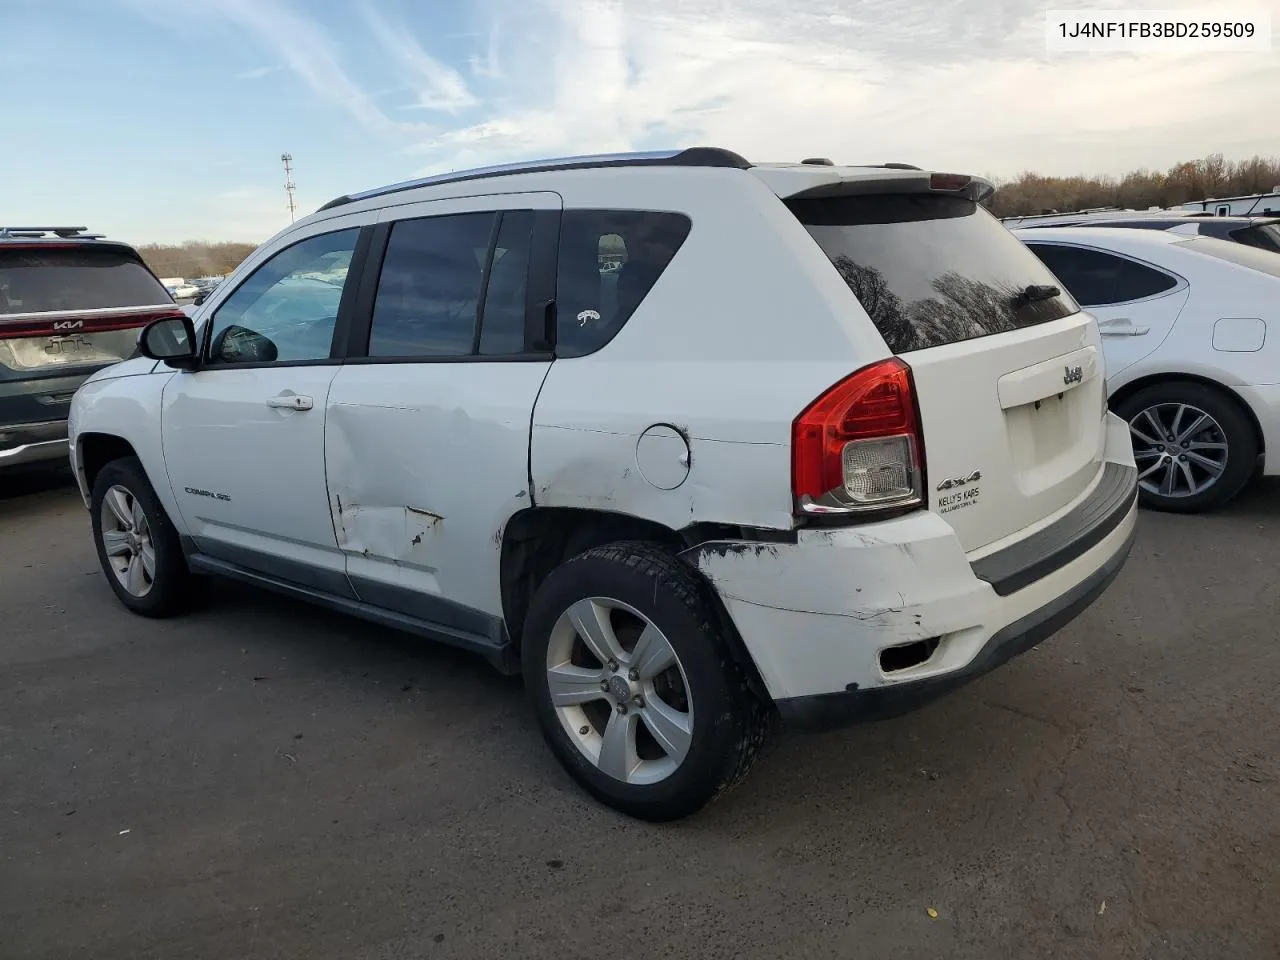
[[522, 542, 769, 822], [90, 457, 207, 617], [1114, 381, 1257, 513]]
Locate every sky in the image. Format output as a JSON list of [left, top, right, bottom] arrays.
[[3, 0, 1277, 245]]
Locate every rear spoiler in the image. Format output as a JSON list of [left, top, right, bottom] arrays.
[[751, 166, 995, 204], [0, 305, 186, 340]]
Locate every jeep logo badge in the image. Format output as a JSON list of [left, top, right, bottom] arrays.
[[1063, 364, 1083, 386]]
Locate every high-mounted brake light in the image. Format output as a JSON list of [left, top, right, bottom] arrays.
[[791, 358, 926, 519], [929, 173, 972, 192]]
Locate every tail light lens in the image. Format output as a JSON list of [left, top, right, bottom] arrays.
[[792, 358, 926, 519]]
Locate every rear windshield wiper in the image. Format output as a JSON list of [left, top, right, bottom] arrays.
[[1012, 284, 1061, 307]]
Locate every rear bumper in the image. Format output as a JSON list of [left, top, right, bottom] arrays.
[[774, 523, 1134, 728], [1235, 383, 1280, 476], [686, 412, 1138, 726], [0, 420, 69, 469]]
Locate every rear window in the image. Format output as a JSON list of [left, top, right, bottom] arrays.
[[1181, 236, 1280, 278], [787, 194, 1078, 354], [0, 247, 171, 314], [1228, 222, 1280, 254]]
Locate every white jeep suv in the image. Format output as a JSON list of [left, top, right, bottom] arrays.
[[68, 149, 1138, 821]]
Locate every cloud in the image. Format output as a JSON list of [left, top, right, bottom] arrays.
[[402, 0, 1280, 180], [364, 8, 478, 113], [234, 65, 281, 80], [123, 0, 430, 137]]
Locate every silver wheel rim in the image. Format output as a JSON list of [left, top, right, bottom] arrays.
[[1128, 402, 1228, 499], [545, 597, 694, 786], [99, 485, 156, 598]]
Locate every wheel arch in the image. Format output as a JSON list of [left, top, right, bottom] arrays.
[[497, 506, 773, 702], [77, 432, 140, 494], [1108, 371, 1265, 461]]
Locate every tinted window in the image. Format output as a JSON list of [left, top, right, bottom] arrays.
[[0, 247, 170, 314], [1026, 244, 1179, 306], [1229, 223, 1280, 253], [207, 228, 358, 365], [789, 195, 1077, 355], [1180, 236, 1280, 279], [369, 213, 494, 357], [555, 210, 691, 357], [479, 211, 533, 355]]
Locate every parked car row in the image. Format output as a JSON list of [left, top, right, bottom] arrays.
[[11, 150, 1280, 822]]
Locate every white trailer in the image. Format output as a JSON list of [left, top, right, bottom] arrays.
[[1181, 190, 1280, 217]]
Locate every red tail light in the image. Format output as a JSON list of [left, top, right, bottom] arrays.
[[0, 306, 186, 340], [792, 358, 927, 519]]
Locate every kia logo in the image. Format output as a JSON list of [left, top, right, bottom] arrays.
[[52, 320, 84, 331]]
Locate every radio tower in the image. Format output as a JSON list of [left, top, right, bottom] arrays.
[[281, 153, 297, 223]]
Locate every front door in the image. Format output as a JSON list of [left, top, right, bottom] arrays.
[[161, 222, 367, 594]]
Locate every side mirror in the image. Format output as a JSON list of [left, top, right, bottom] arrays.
[[137, 314, 198, 369], [193, 291, 207, 305]]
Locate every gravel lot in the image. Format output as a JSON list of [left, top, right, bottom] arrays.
[[2, 467, 1277, 960]]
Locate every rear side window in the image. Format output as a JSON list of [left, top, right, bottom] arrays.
[[555, 210, 691, 358], [1026, 244, 1179, 306], [0, 247, 170, 314], [369, 213, 494, 357], [367, 210, 536, 358], [788, 194, 1077, 355]]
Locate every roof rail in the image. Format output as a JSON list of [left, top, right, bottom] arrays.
[[317, 147, 752, 212], [0, 226, 105, 240], [876, 162, 923, 170]]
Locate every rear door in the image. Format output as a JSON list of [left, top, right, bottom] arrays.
[[1023, 241, 1189, 379], [323, 192, 560, 632], [788, 193, 1111, 553]]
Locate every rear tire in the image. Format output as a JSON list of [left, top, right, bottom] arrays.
[[90, 457, 208, 617], [1114, 381, 1257, 513], [522, 542, 769, 822]]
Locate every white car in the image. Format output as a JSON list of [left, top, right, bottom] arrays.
[[1014, 226, 1280, 512], [68, 149, 1137, 821]]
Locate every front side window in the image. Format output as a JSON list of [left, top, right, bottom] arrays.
[[555, 210, 691, 358], [1026, 244, 1179, 307], [207, 229, 359, 365]]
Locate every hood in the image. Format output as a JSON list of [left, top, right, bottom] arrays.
[[83, 355, 162, 384]]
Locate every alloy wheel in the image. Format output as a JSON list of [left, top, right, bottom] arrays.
[[1128, 402, 1229, 499], [545, 596, 694, 786], [99, 484, 156, 597]]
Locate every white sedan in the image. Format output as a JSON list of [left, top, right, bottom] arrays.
[[1014, 226, 1280, 513]]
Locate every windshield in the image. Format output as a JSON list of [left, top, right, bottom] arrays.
[[788, 194, 1079, 354]]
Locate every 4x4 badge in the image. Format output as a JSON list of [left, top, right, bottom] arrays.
[[936, 470, 981, 491]]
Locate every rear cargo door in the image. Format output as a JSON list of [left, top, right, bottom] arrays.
[[0, 245, 176, 386], [789, 193, 1108, 553]]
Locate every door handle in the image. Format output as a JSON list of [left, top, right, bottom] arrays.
[[1097, 317, 1149, 337], [266, 394, 314, 411]]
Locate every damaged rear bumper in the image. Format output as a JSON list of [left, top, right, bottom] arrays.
[[684, 438, 1138, 728], [772, 523, 1134, 729]]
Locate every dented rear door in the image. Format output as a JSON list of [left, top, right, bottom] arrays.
[[323, 192, 560, 631]]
